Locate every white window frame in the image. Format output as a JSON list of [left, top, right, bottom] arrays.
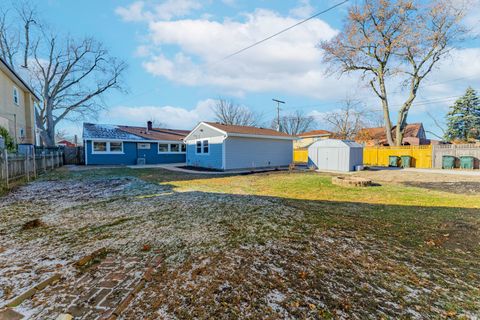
[[13, 86, 19, 105], [158, 143, 187, 154], [195, 139, 210, 155], [92, 141, 124, 154]]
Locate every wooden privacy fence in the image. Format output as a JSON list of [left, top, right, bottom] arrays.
[[293, 149, 309, 163], [432, 144, 480, 169], [0, 149, 64, 187], [363, 145, 432, 168]]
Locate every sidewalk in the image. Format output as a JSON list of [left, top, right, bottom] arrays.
[[129, 163, 290, 175]]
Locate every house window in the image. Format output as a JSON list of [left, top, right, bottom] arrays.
[[196, 141, 202, 154], [13, 87, 19, 105], [170, 144, 180, 152], [93, 141, 107, 152], [196, 140, 209, 154], [158, 144, 169, 153], [110, 142, 123, 152], [92, 141, 123, 153]]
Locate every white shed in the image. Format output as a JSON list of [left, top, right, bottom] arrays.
[[308, 139, 363, 172]]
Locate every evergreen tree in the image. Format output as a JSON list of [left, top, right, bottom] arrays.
[[445, 87, 480, 142]]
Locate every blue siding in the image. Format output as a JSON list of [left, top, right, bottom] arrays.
[[86, 141, 185, 165], [186, 142, 223, 170]]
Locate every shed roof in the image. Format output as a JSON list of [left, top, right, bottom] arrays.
[[204, 122, 293, 138], [309, 139, 363, 148]]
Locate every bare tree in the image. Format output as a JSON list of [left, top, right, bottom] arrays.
[[0, 8, 19, 68], [323, 98, 381, 139], [213, 99, 259, 126], [17, 1, 37, 68], [426, 111, 446, 140], [0, 4, 127, 146], [320, 0, 467, 146], [31, 34, 127, 146], [276, 110, 315, 136]]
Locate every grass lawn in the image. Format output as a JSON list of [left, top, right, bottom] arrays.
[[1, 167, 479, 319]]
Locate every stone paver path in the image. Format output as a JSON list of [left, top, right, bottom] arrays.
[[12, 253, 152, 320]]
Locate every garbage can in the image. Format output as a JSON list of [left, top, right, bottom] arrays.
[[442, 155, 456, 169], [460, 156, 475, 169], [401, 155, 412, 168], [388, 156, 400, 167]]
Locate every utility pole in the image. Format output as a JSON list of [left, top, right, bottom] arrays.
[[272, 98, 285, 131]]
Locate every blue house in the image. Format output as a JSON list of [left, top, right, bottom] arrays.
[[184, 122, 294, 171], [83, 122, 189, 165]]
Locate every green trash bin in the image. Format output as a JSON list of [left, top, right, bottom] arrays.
[[401, 155, 412, 168], [460, 156, 475, 169], [442, 155, 456, 169], [389, 156, 400, 167]]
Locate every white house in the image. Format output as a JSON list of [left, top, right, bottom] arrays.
[[184, 122, 294, 171]]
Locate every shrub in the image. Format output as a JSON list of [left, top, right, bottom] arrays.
[[0, 126, 16, 152]]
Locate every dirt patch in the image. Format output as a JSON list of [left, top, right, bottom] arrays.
[[403, 181, 480, 194], [21, 219, 46, 230]]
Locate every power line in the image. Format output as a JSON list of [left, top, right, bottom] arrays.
[[217, 0, 349, 63]]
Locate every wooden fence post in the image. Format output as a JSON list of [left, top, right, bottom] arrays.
[[33, 148, 37, 179], [4, 149, 9, 188], [25, 151, 29, 182]]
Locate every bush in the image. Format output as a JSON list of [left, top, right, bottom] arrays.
[[0, 126, 16, 152]]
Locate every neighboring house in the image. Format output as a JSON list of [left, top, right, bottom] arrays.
[[57, 139, 77, 147], [83, 121, 189, 165], [184, 122, 294, 171], [0, 57, 40, 146], [294, 129, 333, 149], [356, 123, 429, 146]]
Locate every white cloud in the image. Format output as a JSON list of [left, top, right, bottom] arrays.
[[115, 1, 151, 22], [115, 0, 203, 22], [290, 0, 315, 18], [137, 9, 359, 99], [102, 99, 217, 129]]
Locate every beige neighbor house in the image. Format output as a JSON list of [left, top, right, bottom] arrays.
[[0, 57, 39, 146], [294, 129, 333, 149]]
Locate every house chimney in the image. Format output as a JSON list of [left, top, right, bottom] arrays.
[[147, 121, 153, 132]]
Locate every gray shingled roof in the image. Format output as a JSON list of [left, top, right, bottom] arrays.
[[83, 123, 147, 141]]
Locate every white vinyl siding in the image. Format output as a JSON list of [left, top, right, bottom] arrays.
[[224, 137, 293, 170]]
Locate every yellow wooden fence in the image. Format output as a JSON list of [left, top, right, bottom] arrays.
[[363, 145, 432, 168], [294, 145, 433, 168], [293, 149, 309, 163]]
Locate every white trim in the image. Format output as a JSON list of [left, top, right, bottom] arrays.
[[85, 140, 88, 165], [194, 139, 210, 155], [13, 86, 19, 105], [227, 133, 294, 140], [91, 141, 125, 154], [183, 122, 227, 141], [158, 142, 187, 154], [222, 139, 226, 170]]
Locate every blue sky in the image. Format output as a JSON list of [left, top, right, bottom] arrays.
[[35, 0, 480, 139]]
